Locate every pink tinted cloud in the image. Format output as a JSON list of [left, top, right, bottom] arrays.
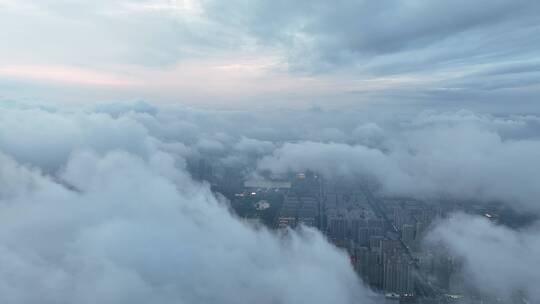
[[0, 65, 138, 86]]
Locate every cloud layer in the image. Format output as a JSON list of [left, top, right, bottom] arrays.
[[258, 110, 540, 212], [0, 103, 378, 303], [1, 101, 539, 302], [427, 214, 540, 302]]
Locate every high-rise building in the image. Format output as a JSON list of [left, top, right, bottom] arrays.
[[350, 218, 366, 242], [402, 224, 416, 251], [381, 239, 402, 258], [277, 216, 296, 229], [369, 235, 384, 251], [297, 196, 319, 228], [352, 245, 369, 279], [383, 255, 414, 295], [327, 216, 348, 242], [277, 195, 298, 229], [367, 250, 383, 288], [277, 195, 319, 229], [358, 226, 370, 247]]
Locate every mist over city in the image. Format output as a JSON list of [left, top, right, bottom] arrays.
[[0, 1, 539, 303]]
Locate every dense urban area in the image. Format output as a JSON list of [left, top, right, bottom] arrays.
[[190, 158, 533, 304]]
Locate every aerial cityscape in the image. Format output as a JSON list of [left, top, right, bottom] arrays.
[[193, 157, 535, 303], [1, 1, 539, 304]]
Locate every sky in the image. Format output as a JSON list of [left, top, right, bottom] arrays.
[[1, 0, 539, 111]]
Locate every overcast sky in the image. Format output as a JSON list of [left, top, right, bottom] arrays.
[[1, 0, 539, 111]]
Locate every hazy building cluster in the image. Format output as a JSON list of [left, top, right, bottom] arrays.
[[236, 173, 459, 302]]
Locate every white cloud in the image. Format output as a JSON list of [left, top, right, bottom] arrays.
[[427, 213, 540, 302], [0, 104, 379, 303], [258, 111, 540, 211]]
